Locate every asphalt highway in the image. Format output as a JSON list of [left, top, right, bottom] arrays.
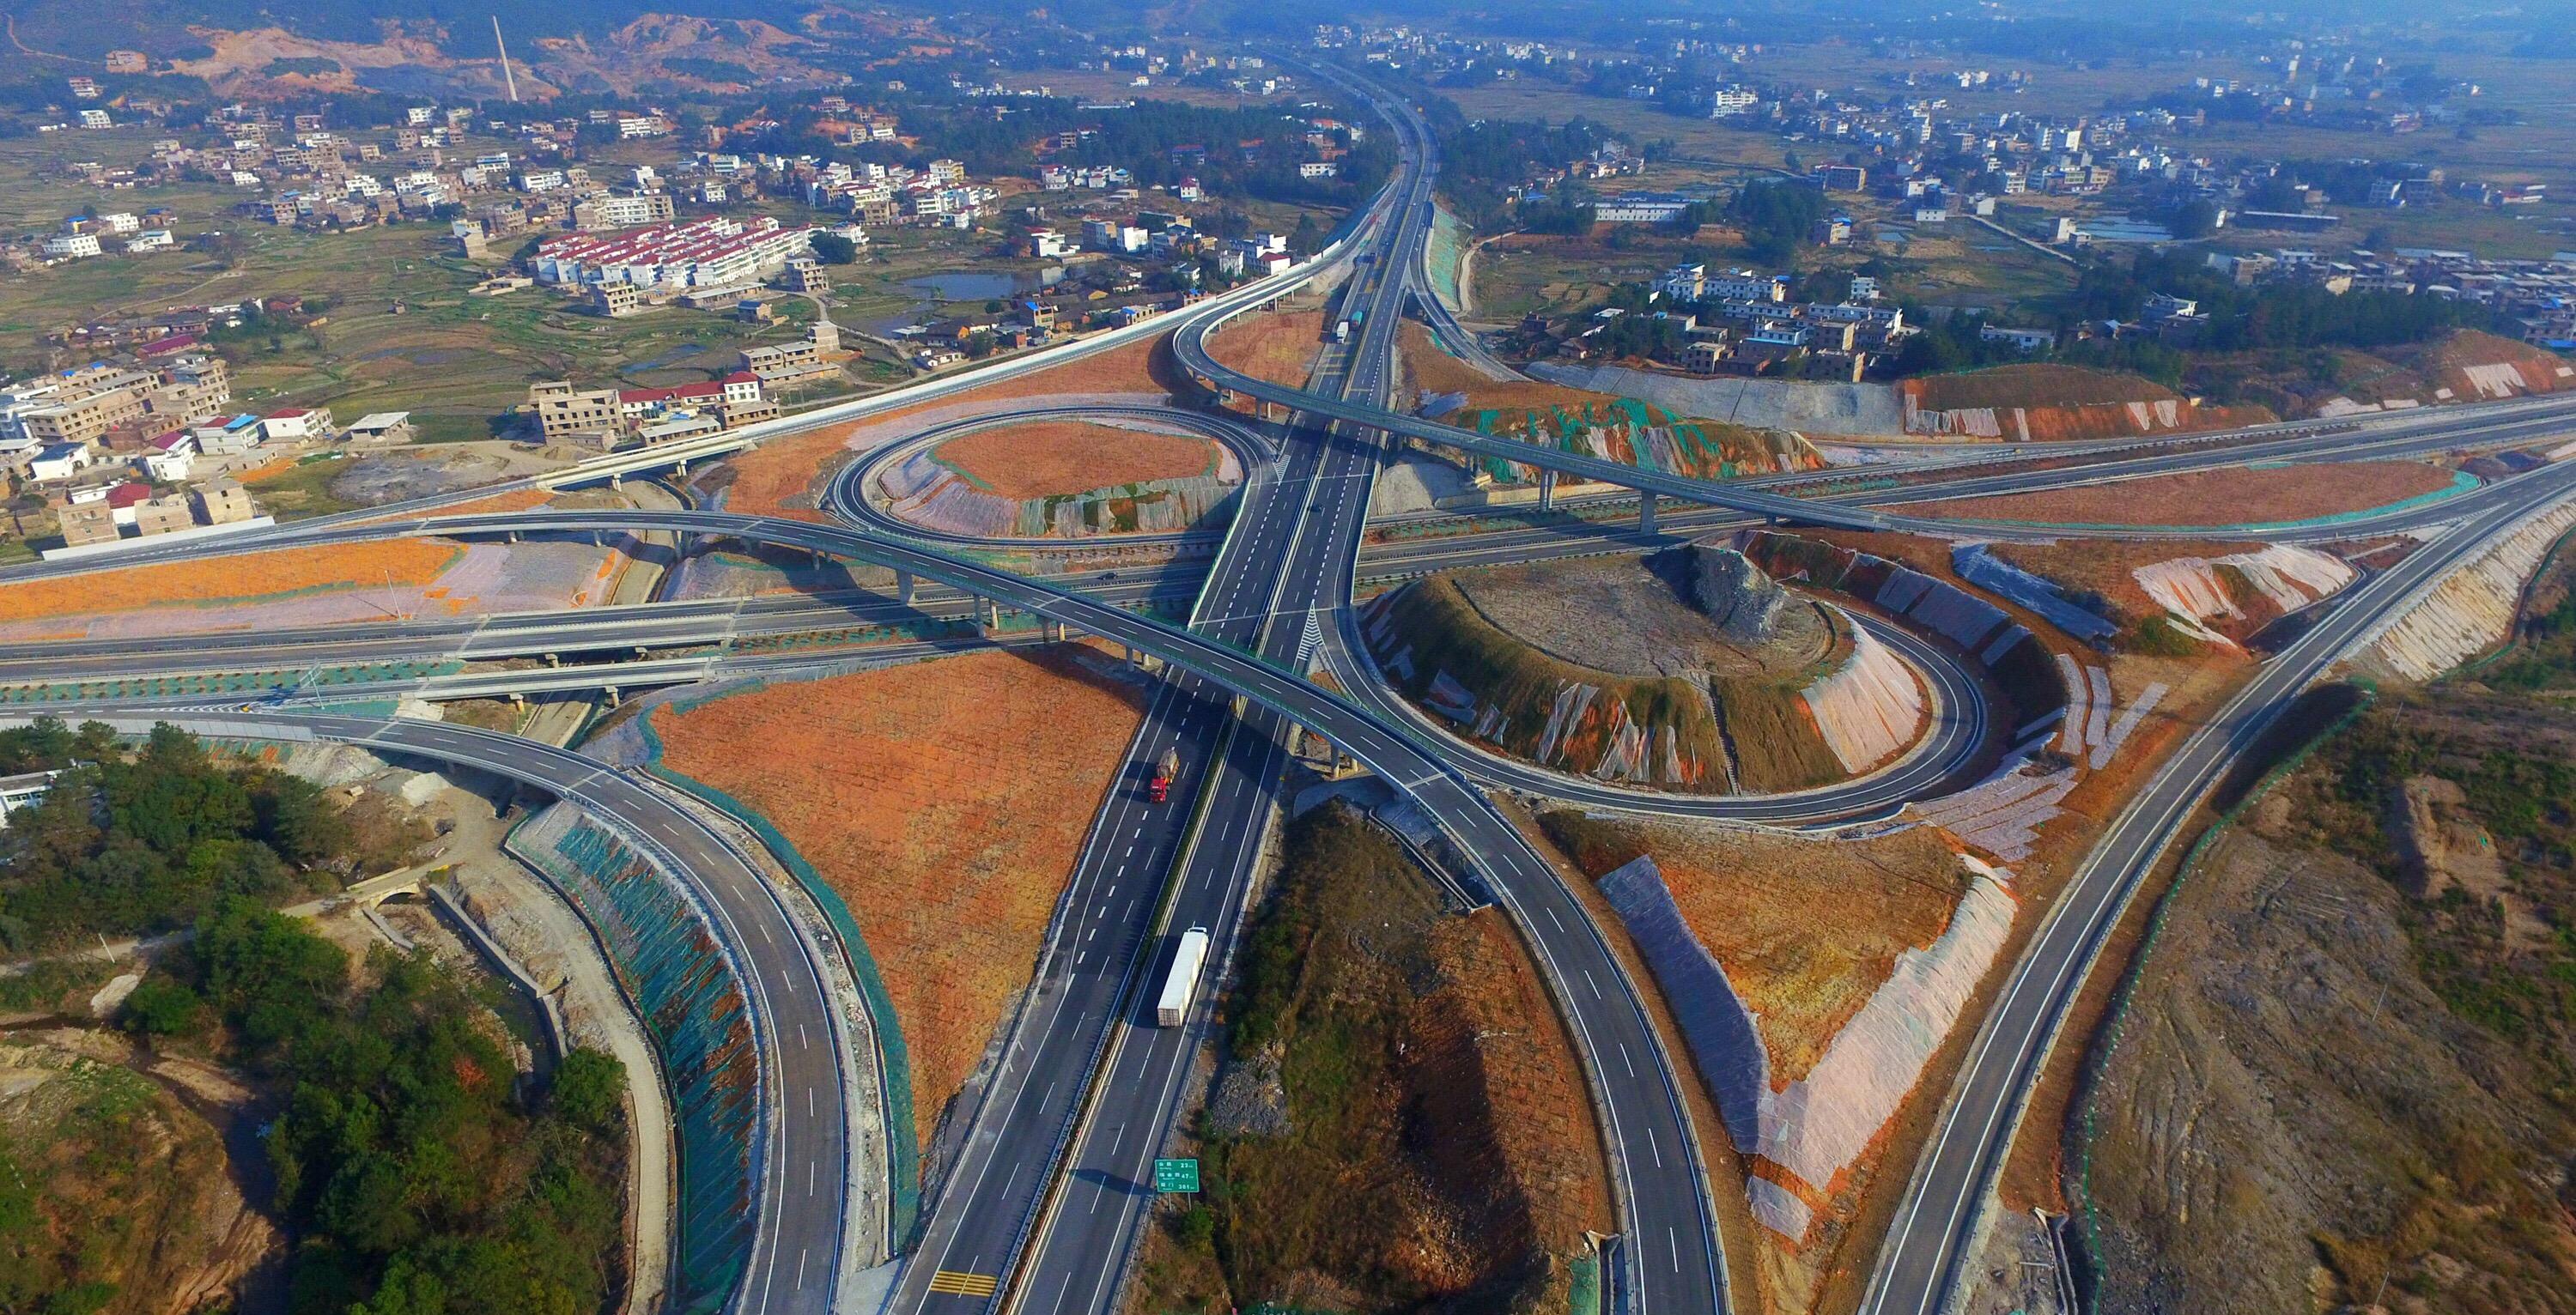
[[1855, 451, 2576, 1315], [829, 403, 1278, 550]]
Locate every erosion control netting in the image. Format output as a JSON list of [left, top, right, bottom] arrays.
[[508, 803, 759, 1314], [634, 696, 923, 1241]]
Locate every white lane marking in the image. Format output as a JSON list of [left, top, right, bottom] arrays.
[[1649, 1125, 1663, 1167], [1546, 907, 1565, 934], [798, 1022, 808, 1050], [1584, 970, 1601, 999], [1619, 1043, 1634, 1076]]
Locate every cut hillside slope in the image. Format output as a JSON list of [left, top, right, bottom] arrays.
[[1982, 538, 2356, 647], [0, 1030, 280, 1315], [2309, 328, 2576, 416], [1539, 808, 2020, 1306], [878, 421, 1242, 538], [644, 646, 1147, 1161], [1901, 364, 2276, 440], [1905, 459, 2469, 530], [2075, 681, 2576, 1313], [1361, 546, 1929, 792], [1127, 805, 1610, 1315], [1401, 324, 1824, 483]]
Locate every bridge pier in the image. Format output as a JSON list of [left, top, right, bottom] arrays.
[[609, 472, 623, 490], [674, 458, 689, 476], [894, 570, 915, 605], [1537, 469, 1557, 512], [1638, 490, 1659, 538], [544, 652, 559, 668], [603, 686, 621, 708]]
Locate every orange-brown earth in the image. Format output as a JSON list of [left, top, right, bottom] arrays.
[[647, 646, 1147, 1157], [1903, 364, 2277, 440], [1905, 459, 2461, 527], [0, 540, 461, 623], [1205, 311, 1326, 389], [714, 331, 1190, 520], [933, 422, 1220, 498]]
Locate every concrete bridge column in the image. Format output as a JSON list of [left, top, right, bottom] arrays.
[[609, 472, 623, 490], [1537, 469, 1557, 512], [674, 458, 689, 476], [1638, 490, 1659, 538], [603, 687, 621, 708], [895, 570, 915, 605]]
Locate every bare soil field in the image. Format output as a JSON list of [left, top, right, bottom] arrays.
[[646, 646, 1147, 1155], [1905, 459, 2464, 527], [933, 422, 1220, 499], [711, 330, 1189, 520], [1911, 364, 2187, 413], [1204, 311, 1326, 390], [0, 540, 459, 625]]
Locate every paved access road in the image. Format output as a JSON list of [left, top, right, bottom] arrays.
[[1856, 452, 2576, 1315]]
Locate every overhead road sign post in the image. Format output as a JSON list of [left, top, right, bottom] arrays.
[[1153, 1157, 1200, 1193]]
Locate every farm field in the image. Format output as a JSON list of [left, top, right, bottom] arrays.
[[0, 133, 1037, 439], [644, 645, 1149, 1158]]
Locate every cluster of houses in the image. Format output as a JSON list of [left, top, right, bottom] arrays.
[[802, 156, 995, 228], [1552, 263, 1912, 379], [2201, 246, 2576, 350], [15, 209, 179, 268], [1022, 213, 1295, 277], [0, 353, 351, 550], [527, 369, 781, 450]]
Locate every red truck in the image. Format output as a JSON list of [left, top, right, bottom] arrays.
[[1146, 749, 1180, 803]]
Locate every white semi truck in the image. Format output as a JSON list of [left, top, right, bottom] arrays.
[[1155, 926, 1211, 1027]]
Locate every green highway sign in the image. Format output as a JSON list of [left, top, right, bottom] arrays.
[[1152, 1157, 1200, 1193]]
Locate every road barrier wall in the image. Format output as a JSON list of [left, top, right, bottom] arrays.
[[507, 802, 760, 1315], [627, 694, 925, 1245]]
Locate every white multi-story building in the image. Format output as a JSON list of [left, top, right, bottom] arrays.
[[531, 215, 816, 293]]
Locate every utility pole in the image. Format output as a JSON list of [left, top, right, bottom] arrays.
[[491, 15, 519, 104]]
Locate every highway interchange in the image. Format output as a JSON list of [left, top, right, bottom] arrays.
[[9, 57, 2576, 1315]]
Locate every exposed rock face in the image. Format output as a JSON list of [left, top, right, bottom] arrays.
[[1683, 546, 1791, 645]]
